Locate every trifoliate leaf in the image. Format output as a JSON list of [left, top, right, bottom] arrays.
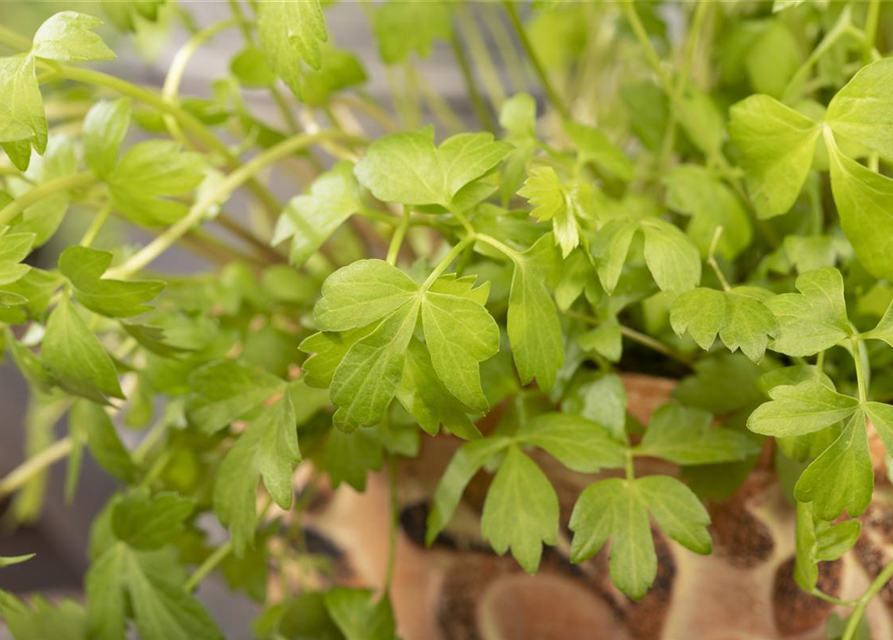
[[826, 57, 893, 159], [570, 475, 710, 600], [185, 359, 285, 434], [640, 217, 701, 293], [273, 162, 364, 267], [313, 259, 419, 332], [481, 446, 558, 574], [111, 489, 194, 550], [516, 412, 625, 473], [354, 127, 511, 207], [83, 98, 131, 178], [507, 235, 564, 390], [765, 267, 851, 356], [43, 296, 124, 403], [372, 0, 451, 64], [671, 286, 778, 362], [564, 120, 633, 180], [325, 589, 397, 640], [728, 94, 820, 218], [59, 246, 163, 317], [0, 55, 47, 171], [794, 408, 872, 520], [107, 140, 205, 226], [31, 12, 116, 62], [635, 403, 759, 465], [826, 135, 893, 280], [257, 0, 327, 97], [747, 380, 859, 437], [518, 165, 580, 257], [426, 436, 513, 544], [214, 396, 299, 555]]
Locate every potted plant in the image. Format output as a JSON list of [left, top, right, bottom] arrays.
[[1, 1, 893, 639]]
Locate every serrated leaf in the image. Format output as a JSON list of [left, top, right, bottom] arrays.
[[0, 591, 87, 640], [636, 403, 758, 465], [728, 94, 820, 218], [517, 412, 626, 472], [111, 489, 194, 550], [32, 12, 116, 62], [185, 360, 285, 433], [319, 427, 383, 491], [257, 0, 327, 97], [518, 165, 580, 257], [636, 475, 712, 554], [481, 446, 558, 574], [765, 267, 850, 357], [43, 296, 124, 403], [747, 380, 858, 437], [70, 400, 138, 483], [299, 326, 375, 389]]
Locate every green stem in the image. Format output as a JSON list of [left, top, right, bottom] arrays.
[[0, 24, 31, 52], [503, 0, 570, 119], [79, 200, 112, 247], [459, 6, 507, 113], [0, 437, 73, 499], [624, 450, 635, 483], [475, 233, 522, 262], [422, 236, 476, 289], [851, 337, 869, 404], [0, 172, 96, 227], [383, 455, 399, 592], [450, 32, 496, 133], [707, 226, 731, 292], [106, 130, 359, 279], [386, 206, 411, 266], [842, 558, 893, 640], [782, 8, 855, 102], [864, 0, 880, 65], [483, 6, 529, 94], [809, 588, 858, 608]]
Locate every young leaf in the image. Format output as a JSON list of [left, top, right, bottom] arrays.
[[0, 554, 35, 568], [0, 229, 35, 288], [640, 217, 701, 293], [480, 446, 559, 574], [273, 162, 364, 267], [31, 12, 116, 62], [765, 267, 851, 357], [636, 475, 712, 555], [507, 235, 564, 391], [70, 400, 138, 483], [794, 500, 860, 591], [747, 380, 859, 437], [214, 396, 300, 555], [59, 246, 164, 317], [635, 403, 759, 465], [300, 326, 375, 389], [794, 409, 872, 520], [0, 591, 87, 640], [372, 0, 452, 64], [728, 94, 820, 218], [826, 57, 893, 159], [83, 98, 131, 178], [518, 165, 580, 257], [564, 120, 633, 181], [325, 589, 397, 640], [516, 412, 626, 473], [257, 0, 327, 98], [591, 218, 638, 294], [111, 489, 195, 550], [354, 127, 511, 207], [0, 55, 47, 170], [42, 296, 124, 403]]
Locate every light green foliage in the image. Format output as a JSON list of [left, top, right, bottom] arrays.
[[518, 165, 580, 257], [31, 12, 116, 62], [82, 98, 131, 178], [324, 589, 397, 640], [794, 500, 860, 591], [826, 57, 893, 159], [0, 55, 46, 170], [257, 0, 327, 97], [564, 121, 633, 180], [373, 0, 452, 64]]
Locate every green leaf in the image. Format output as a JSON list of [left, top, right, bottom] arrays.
[[85, 544, 126, 640], [426, 436, 512, 544], [83, 98, 131, 178], [794, 409, 872, 520], [373, 0, 451, 64], [569, 475, 710, 600], [354, 127, 511, 207], [0, 228, 35, 287], [670, 286, 778, 362], [765, 267, 851, 357], [794, 500, 860, 591], [728, 94, 820, 218], [860, 299, 893, 349], [826, 57, 893, 159], [319, 427, 383, 491], [302, 47, 367, 107], [577, 316, 622, 363], [257, 0, 327, 97], [863, 401, 893, 457], [0, 591, 87, 640], [518, 165, 580, 257], [111, 489, 194, 550], [827, 136, 893, 280], [273, 162, 364, 267], [500, 92, 536, 139], [640, 217, 701, 293], [59, 246, 163, 317], [300, 326, 375, 389], [314, 259, 419, 332], [480, 446, 558, 574], [13, 137, 76, 244], [747, 380, 858, 437], [0, 55, 47, 170], [43, 296, 124, 403], [214, 396, 300, 555], [635, 403, 759, 465], [562, 373, 627, 440], [517, 412, 626, 472], [421, 286, 499, 412], [324, 589, 397, 640], [0, 553, 34, 568], [591, 218, 638, 294], [396, 338, 481, 439], [185, 359, 285, 434], [507, 235, 564, 390], [564, 120, 633, 180], [31, 12, 116, 62], [230, 47, 275, 88], [70, 400, 138, 483], [107, 140, 205, 226]]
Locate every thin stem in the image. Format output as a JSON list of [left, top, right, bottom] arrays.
[[483, 6, 529, 94], [80, 200, 112, 247], [0, 24, 32, 51], [782, 8, 855, 102], [383, 455, 399, 592], [445, 202, 476, 237], [503, 0, 570, 119], [475, 233, 522, 262], [386, 206, 411, 266], [624, 450, 635, 484], [809, 588, 858, 608], [708, 226, 731, 292], [0, 437, 73, 499], [450, 31, 496, 133], [422, 236, 476, 289], [851, 337, 869, 404], [843, 558, 893, 640], [133, 419, 170, 464], [0, 172, 96, 227], [459, 6, 507, 113], [864, 0, 881, 64], [106, 130, 359, 279]]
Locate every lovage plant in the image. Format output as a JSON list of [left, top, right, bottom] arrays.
[[3, 1, 893, 639]]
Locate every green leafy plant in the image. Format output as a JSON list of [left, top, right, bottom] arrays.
[[1, 1, 893, 639]]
